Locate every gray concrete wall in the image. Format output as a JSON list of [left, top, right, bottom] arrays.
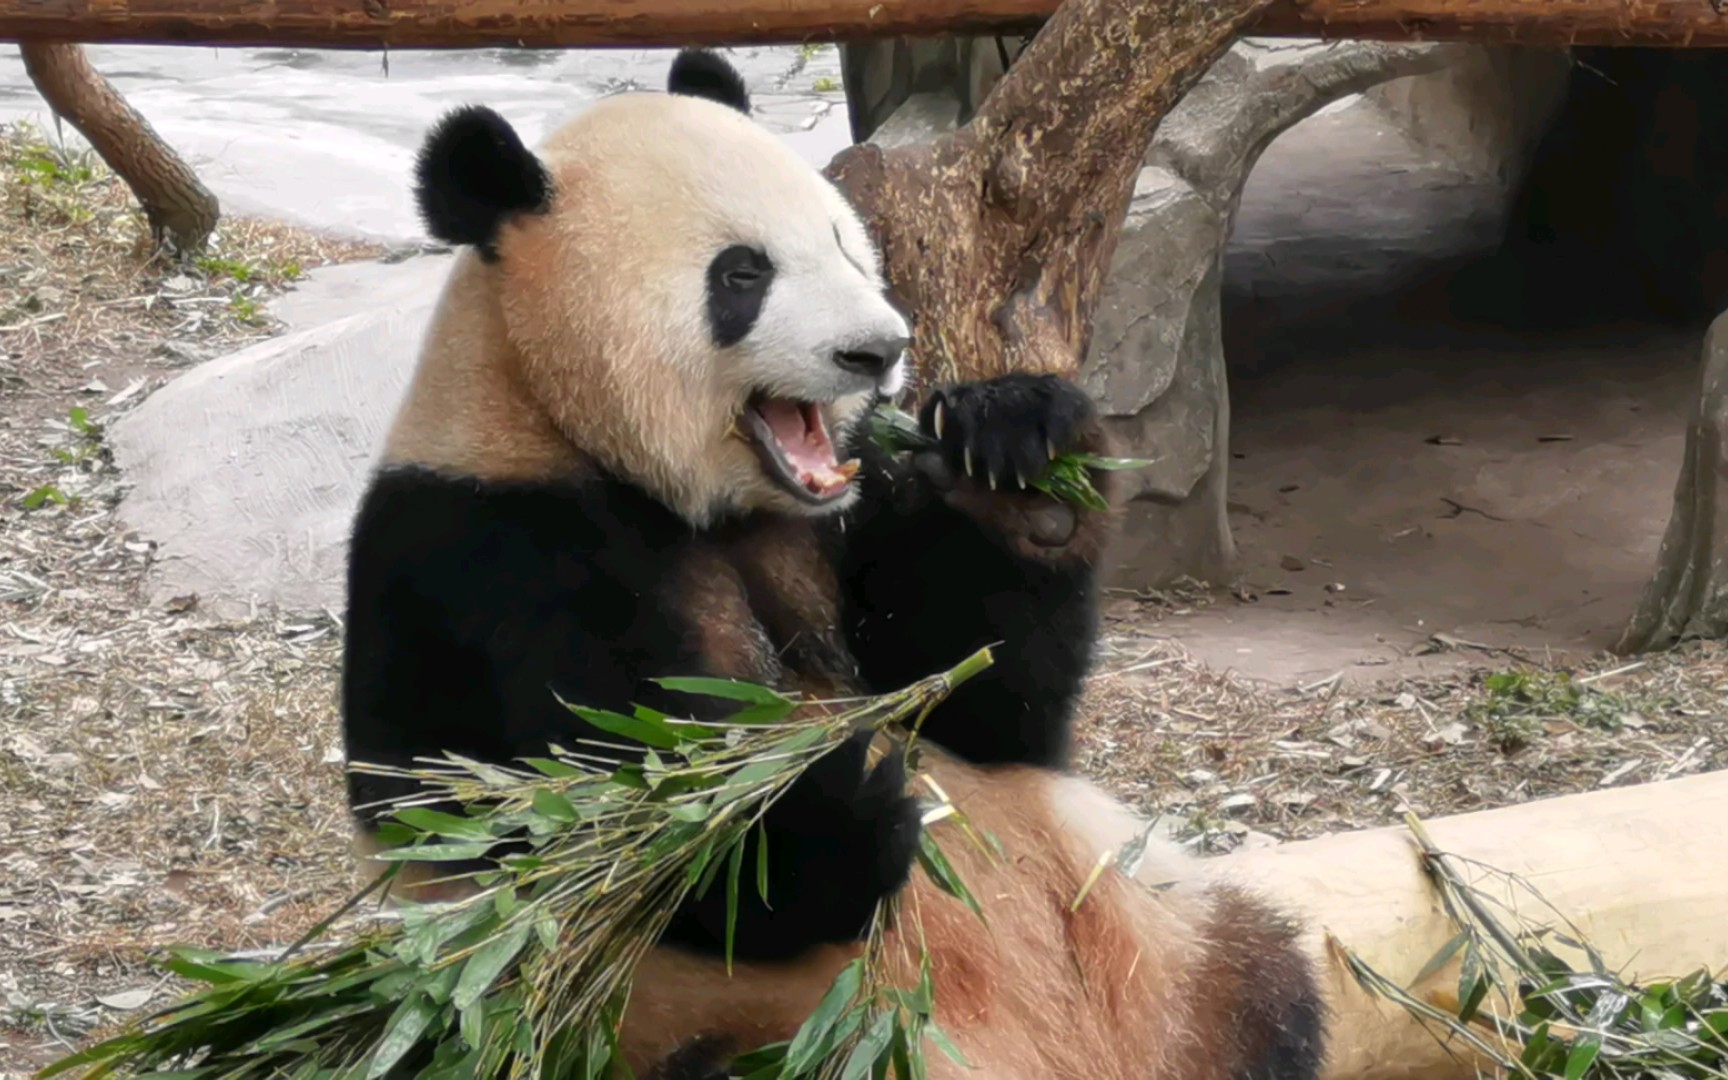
[[1366, 45, 1573, 195]]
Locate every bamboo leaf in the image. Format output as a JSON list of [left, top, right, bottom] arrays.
[[369, 840, 495, 863], [839, 1009, 897, 1080], [923, 1022, 970, 1068], [784, 960, 865, 1074], [394, 807, 494, 841], [755, 821, 771, 906], [651, 676, 793, 707], [1563, 1036, 1601, 1080], [916, 832, 983, 922], [522, 756, 582, 778], [724, 837, 746, 974], [565, 704, 682, 750], [724, 701, 797, 726], [1413, 931, 1470, 988], [531, 788, 578, 823], [452, 926, 529, 1012], [367, 991, 439, 1078]]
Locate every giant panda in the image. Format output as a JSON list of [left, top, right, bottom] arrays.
[[341, 48, 1326, 1080]]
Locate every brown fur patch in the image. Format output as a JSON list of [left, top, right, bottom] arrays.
[[717, 516, 858, 696], [669, 547, 782, 686]]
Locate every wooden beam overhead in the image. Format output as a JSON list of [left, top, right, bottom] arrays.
[[0, 0, 1724, 51]]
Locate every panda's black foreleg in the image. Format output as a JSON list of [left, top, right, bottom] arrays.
[[658, 727, 923, 963], [839, 373, 1118, 771]]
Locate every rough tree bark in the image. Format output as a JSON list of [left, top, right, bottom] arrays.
[[20, 41, 220, 253], [1616, 311, 1728, 653], [824, 0, 1275, 389]]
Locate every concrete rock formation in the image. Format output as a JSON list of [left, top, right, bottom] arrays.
[[108, 254, 451, 616]]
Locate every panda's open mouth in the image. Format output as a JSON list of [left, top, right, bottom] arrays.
[[743, 394, 860, 504]]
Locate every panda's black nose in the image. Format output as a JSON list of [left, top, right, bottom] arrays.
[[833, 335, 909, 377]]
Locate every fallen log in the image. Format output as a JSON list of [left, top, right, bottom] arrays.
[[1207, 768, 1728, 1080], [1, 0, 1726, 50]]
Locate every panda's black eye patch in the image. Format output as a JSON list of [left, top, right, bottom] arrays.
[[706, 245, 775, 347]]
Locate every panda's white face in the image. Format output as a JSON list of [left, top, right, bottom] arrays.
[[477, 87, 910, 522], [701, 170, 910, 514]]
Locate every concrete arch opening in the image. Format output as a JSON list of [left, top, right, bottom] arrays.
[[1198, 49, 1721, 683]]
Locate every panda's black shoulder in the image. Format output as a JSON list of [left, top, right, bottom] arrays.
[[346, 464, 690, 597]]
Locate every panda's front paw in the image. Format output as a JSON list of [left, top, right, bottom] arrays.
[[912, 374, 1112, 554], [916, 373, 1095, 495]]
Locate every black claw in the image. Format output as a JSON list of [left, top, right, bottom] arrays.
[[916, 374, 1094, 494]]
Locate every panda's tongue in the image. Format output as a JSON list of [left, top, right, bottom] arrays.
[[755, 399, 855, 497]]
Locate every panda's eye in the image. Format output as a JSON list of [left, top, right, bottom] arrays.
[[711, 245, 774, 294], [706, 245, 775, 346], [722, 266, 765, 291]]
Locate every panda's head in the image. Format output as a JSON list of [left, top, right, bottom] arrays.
[[405, 49, 910, 523]]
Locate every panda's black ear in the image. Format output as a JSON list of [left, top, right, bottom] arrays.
[[668, 48, 751, 115], [414, 105, 551, 261]]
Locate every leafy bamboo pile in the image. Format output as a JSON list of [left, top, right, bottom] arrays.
[[1343, 813, 1728, 1080], [868, 404, 1150, 512], [45, 650, 996, 1080]]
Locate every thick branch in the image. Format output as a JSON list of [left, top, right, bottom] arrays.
[[0, 0, 1724, 49], [20, 41, 219, 251], [826, 0, 1271, 387]]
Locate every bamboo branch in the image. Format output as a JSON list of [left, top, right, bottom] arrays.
[[0, 0, 1724, 50]]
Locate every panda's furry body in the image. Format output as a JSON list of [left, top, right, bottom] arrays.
[[341, 48, 1325, 1080]]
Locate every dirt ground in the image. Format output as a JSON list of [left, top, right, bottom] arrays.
[[1177, 284, 1697, 685], [0, 125, 380, 1073], [0, 112, 1723, 1076]]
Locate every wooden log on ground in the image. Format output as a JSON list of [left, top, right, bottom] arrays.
[[1, 0, 1727, 50], [1206, 769, 1728, 1080]]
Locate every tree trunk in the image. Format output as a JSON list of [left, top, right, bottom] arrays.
[[824, 0, 1273, 388], [0, 0, 1725, 49], [1212, 769, 1728, 1080], [19, 41, 219, 254], [1615, 310, 1728, 653]]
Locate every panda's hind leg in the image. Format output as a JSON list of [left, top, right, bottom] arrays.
[[1199, 887, 1327, 1080]]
